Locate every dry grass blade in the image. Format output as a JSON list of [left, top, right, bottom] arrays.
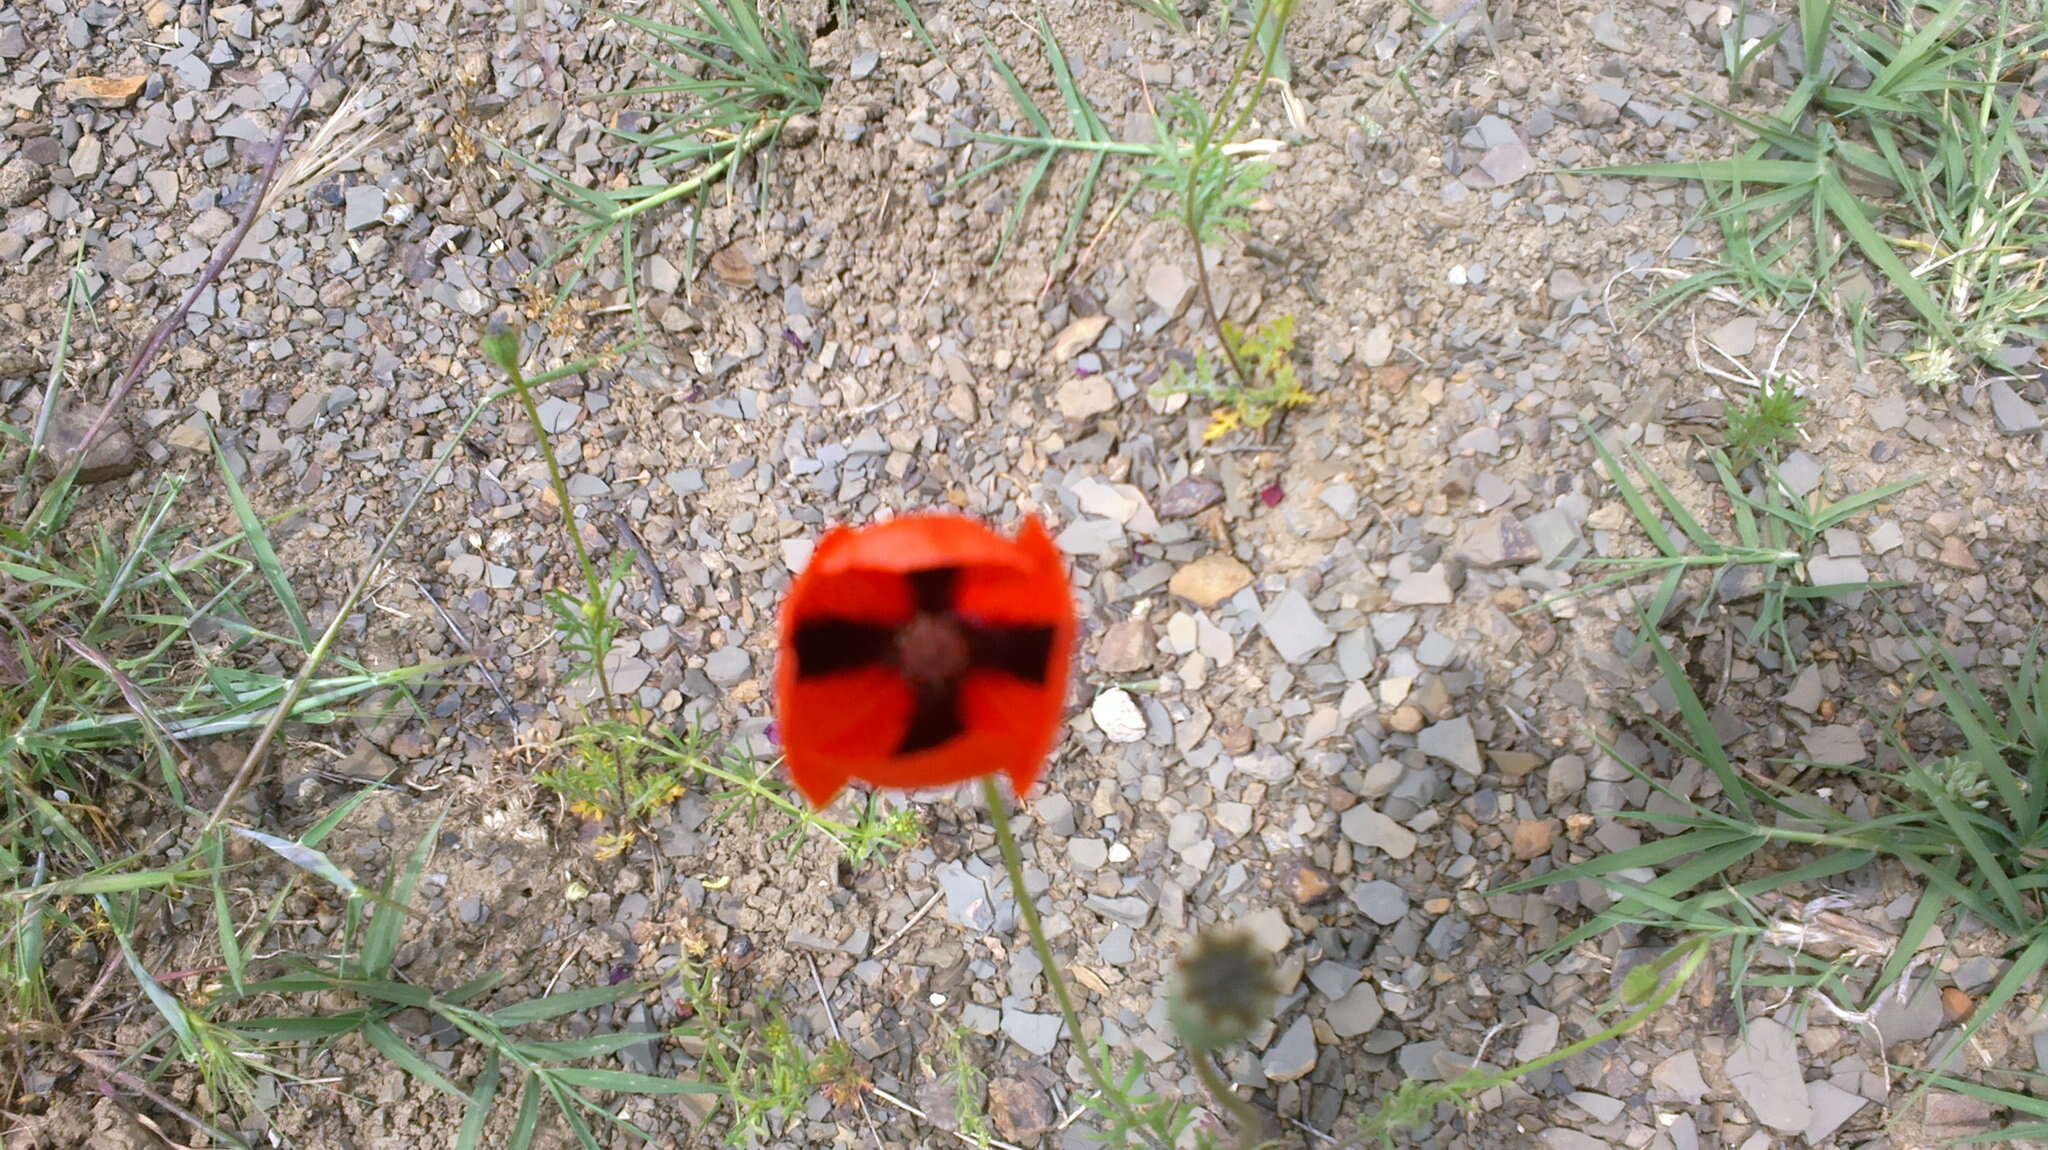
[[260, 86, 390, 217]]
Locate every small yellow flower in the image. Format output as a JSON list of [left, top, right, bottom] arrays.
[[1202, 407, 1243, 442]]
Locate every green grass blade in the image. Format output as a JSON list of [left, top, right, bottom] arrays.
[[209, 834, 244, 996], [365, 1019, 470, 1100], [457, 1051, 502, 1150], [359, 806, 445, 979], [547, 1067, 722, 1094], [209, 426, 311, 649], [105, 897, 200, 1056], [490, 981, 648, 1028], [228, 826, 358, 897]]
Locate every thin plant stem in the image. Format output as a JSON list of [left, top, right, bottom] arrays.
[[979, 775, 1116, 1102], [499, 353, 628, 823], [1176, 0, 1291, 392], [1192, 1049, 1263, 1148], [193, 386, 526, 839]]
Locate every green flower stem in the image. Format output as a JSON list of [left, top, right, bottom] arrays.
[[497, 343, 630, 826], [1192, 1049, 1263, 1148], [980, 775, 1116, 1103]]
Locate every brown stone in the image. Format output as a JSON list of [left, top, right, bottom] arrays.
[[708, 242, 757, 288], [1385, 705, 1425, 734], [1290, 861, 1337, 906], [56, 74, 148, 107], [39, 406, 138, 484], [1936, 536, 1980, 571], [1169, 552, 1253, 608], [1049, 314, 1108, 361], [1094, 619, 1153, 674], [1511, 819, 1557, 860], [1488, 749, 1546, 778], [988, 1075, 1055, 1143]]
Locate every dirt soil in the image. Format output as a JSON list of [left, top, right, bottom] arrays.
[[4, 0, 2048, 1147]]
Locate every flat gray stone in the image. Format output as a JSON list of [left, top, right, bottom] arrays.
[[1308, 962, 1361, 999], [1869, 977, 1945, 1046], [1782, 666, 1824, 714], [1390, 563, 1455, 606], [619, 1003, 658, 1074], [1806, 555, 1867, 586], [1804, 1079, 1868, 1144], [1068, 838, 1108, 871], [1242, 907, 1290, 952], [1000, 1006, 1064, 1056], [1260, 591, 1335, 664], [1710, 316, 1759, 357], [1340, 807, 1417, 860], [1800, 724, 1866, 766], [1086, 894, 1152, 928], [1726, 1018, 1812, 1133], [1349, 879, 1409, 924], [1417, 715, 1483, 776], [1537, 1133, 1611, 1150], [1325, 984, 1382, 1038], [1778, 450, 1824, 497], [1479, 140, 1534, 184], [937, 862, 994, 931], [1099, 925, 1135, 966], [704, 646, 751, 686], [1653, 1050, 1709, 1104], [1989, 379, 2043, 434], [1523, 507, 1581, 562], [343, 184, 385, 230], [1261, 1017, 1318, 1082]]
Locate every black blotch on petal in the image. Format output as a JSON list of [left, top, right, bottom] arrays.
[[907, 567, 958, 615], [792, 619, 894, 679], [965, 624, 1056, 684], [896, 685, 966, 754]]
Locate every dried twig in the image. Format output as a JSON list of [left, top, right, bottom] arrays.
[[68, 42, 338, 468], [72, 1050, 247, 1149], [872, 889, 944, 957], [865, 1084, 1031, 1150]]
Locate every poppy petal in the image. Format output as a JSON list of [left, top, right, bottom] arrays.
[[776, 512, 1074, 808]]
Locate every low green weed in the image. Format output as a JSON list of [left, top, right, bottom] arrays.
[[1603, 0, 2048, 387], [955, 16, 1151, 273], [1154, 313, 1312, 442], [1545, 436, 1920, 663], [1357, 939, 1709, 1145], [1721, 374, 1810, 469], [1498, 626, 2048, 1129], [230, 813, 716, 1150], [1142, 0, 1307, 443], [498, 0, 826, 316]]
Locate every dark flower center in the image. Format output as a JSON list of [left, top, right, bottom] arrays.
[[792, 566, 1057, 756]]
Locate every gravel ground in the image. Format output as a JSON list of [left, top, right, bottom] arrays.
[[5, 0, 2048, 1146]]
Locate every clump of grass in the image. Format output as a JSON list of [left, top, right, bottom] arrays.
[[500, 0, 826, 316], [487, 323, 925, 865], [954, 16, 1152, 274], [664, 953, 865, 1144], [1722, 373, 1811, 469], [1543, 436, 1919, 663], [1498, 627, 2048, 1134], [230, 812, 717, 1149], [1604, 0, 2048, 387]]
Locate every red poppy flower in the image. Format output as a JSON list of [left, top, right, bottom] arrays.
[[776, 512, 1075, 809]]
